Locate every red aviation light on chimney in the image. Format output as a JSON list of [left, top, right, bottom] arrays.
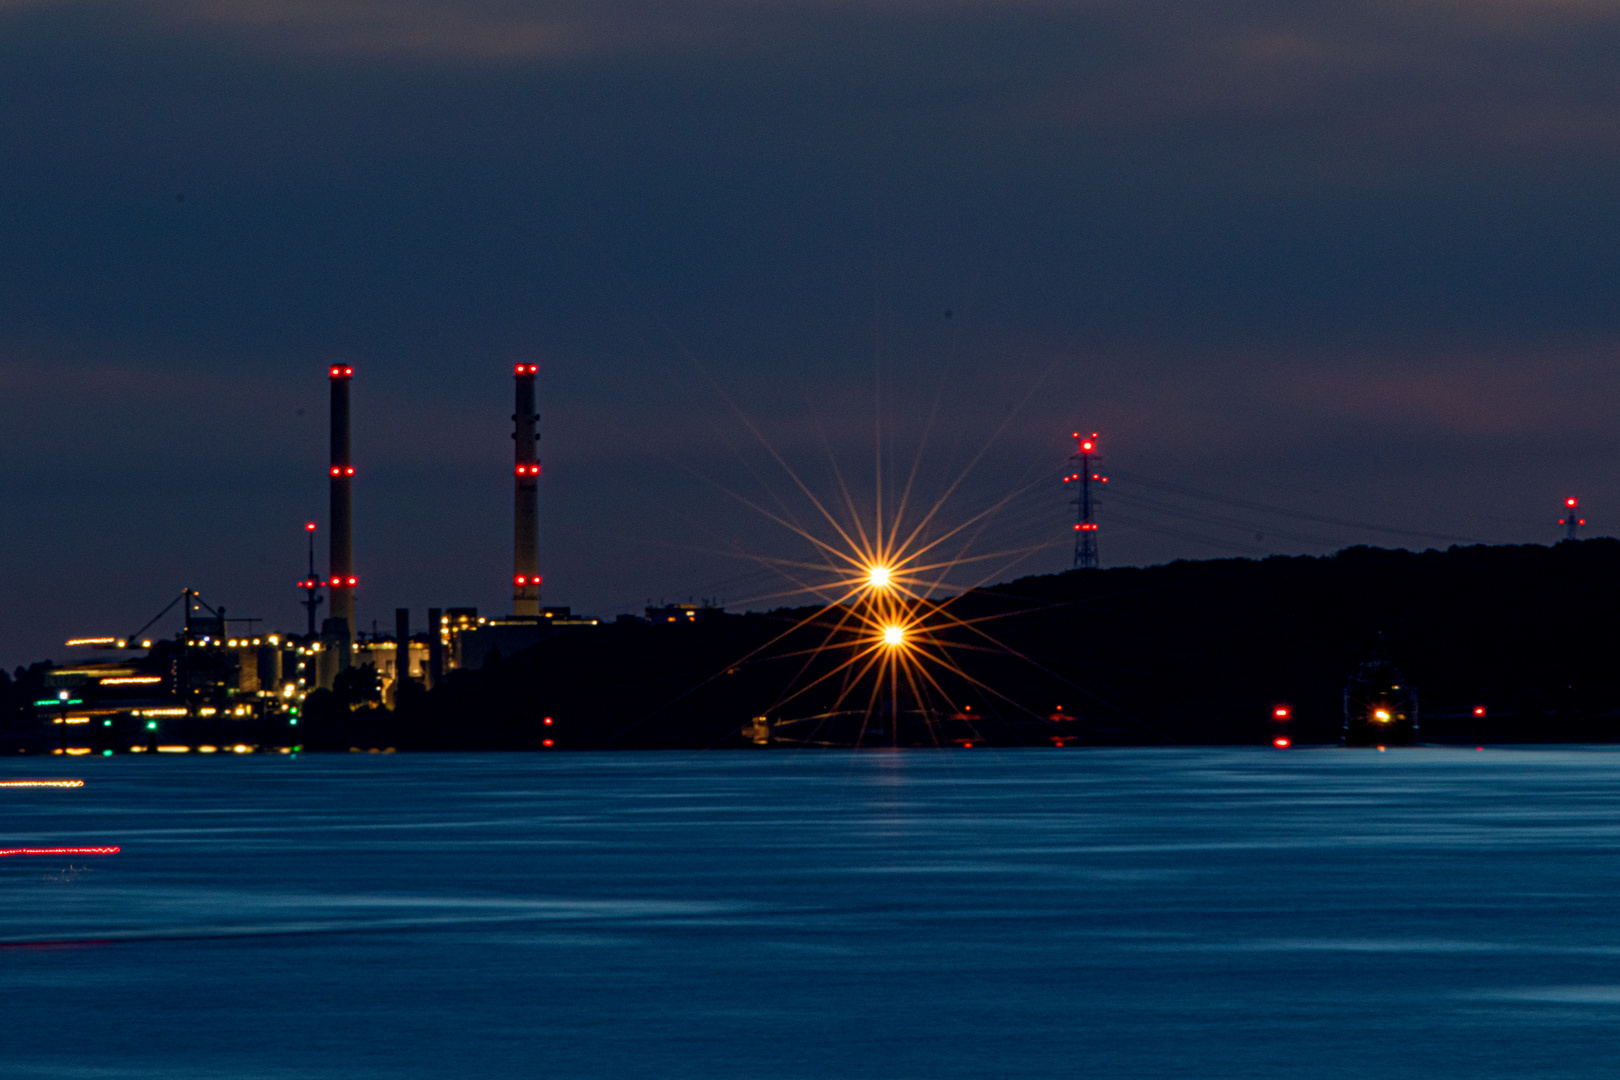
[[514, 363, 538, 375], [329, 365, 353, 379], [1273, 705, 1291, 720], [328, 466, 355, 477], [306, 522, 316, 532], [1567, 497, 1579, 507], [514, 464, 540, 476], [330, 576, 358, 588], [515, 575, 542, 586]]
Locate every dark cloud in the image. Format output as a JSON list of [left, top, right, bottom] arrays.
[[1, 0, 1617, 665]]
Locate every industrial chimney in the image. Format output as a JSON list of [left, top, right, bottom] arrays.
[[513, 363, 541, 618], [328, 364, 356, 653]]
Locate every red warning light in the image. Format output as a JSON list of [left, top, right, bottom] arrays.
[[1273, 706, 1291, 720], [1567, 497, 1578, 507], [1080, 441, 1094, 452], [543, 717, 553, 725], [1273, 737, 1291, 749], [1473, 705, 1486, 717], [541, 738, 554, 747], [329, 466, 355, 477], [305, 522, 316, 532], [328, 365, 353, 379], [515, 575, 530, 586], [515, 363, 538, 375]]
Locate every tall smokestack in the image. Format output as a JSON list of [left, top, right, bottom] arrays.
[[328, 364, 355, 652], [394, 608, 410, 690], [513, 362, 540, 618]]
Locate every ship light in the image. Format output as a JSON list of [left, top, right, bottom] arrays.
[[1373, 708, 1391, 722]]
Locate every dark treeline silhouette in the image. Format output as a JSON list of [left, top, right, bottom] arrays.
[[286, 540, 1620, 750]]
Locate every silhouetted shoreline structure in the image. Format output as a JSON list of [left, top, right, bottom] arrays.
[[8, 540, 1618, 753]]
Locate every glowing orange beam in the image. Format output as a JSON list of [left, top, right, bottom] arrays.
[[0, 780, 84, 788], [0, 846, 118, 857]]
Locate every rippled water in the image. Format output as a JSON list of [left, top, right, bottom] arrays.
[[5, 748, 1620, 1077]]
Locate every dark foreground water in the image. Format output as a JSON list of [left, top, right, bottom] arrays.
[[5, 749, 1620, 1078]]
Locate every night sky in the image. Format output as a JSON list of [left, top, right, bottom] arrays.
[[4, 0, 1619, 669]]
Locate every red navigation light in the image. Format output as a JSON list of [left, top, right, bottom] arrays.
[[1080, 441, 1094, 452], [541, 738, 554, 747], [543, 717, 553, 725], [305, 522, 316, 532], [1273, 737, 1291, 749], [1273, 706, 1291, 720], [1473, 705, 1486, 717], [962, 741, 974, 748], [1567, 497, 1578, 507]]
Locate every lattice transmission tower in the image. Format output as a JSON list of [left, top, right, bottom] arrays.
[[1064, 432, 1106, 569]]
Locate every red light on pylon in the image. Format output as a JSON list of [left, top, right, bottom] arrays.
[[1080, 441, 1094, 452], [542, 738, 554, 747], [1567, 497, 1578, 507], [1273, 706, 1291, 720], [1273, 737, 1291, 749], [305, 522, 316, 532], [543, 717, 553, 725], [1473, 705, 1486, 717]]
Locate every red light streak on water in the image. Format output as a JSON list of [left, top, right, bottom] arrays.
[[0, 780, 84, 788], [0, 846, 119, 857]]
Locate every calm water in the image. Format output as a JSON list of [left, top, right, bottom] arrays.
[[4, 748, 1620, 1078]]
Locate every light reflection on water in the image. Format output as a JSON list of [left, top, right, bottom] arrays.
[[3, 748, 1620, 1077]]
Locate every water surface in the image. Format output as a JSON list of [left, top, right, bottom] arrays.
[[3, 748, 1619, 1078]]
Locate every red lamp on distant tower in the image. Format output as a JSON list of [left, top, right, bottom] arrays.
[[1559, 496, 1585, 541]]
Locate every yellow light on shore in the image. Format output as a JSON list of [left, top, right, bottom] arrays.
[[866, 564, 892, 590], [882, 625, 906, 647]]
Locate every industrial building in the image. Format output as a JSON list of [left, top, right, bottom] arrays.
[[23, 361, 600, 754]]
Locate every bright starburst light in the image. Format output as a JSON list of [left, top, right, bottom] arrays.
[[695, 384, 1069, 747]]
